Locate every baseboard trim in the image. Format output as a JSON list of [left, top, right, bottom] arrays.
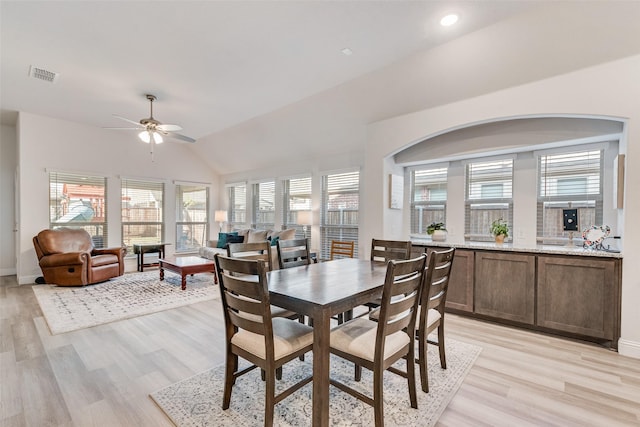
[[618, 338, 640, 359], [0, 267, 16, 276]]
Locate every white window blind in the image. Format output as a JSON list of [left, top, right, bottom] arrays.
[[176, 184, 208, 252], [283, 177, 312, 239], [537, 149, 603, 244], [227, 183, 247, 230], [121, 178, 164, 253], [49, 171, 108, 247], [252, 181, 275, 230], [410, 167, 447, 234], [465, 158, 513, 241], [321, 171, 359, 259]]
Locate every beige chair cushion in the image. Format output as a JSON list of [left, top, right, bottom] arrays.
[[413, 307, 442, 331], [231, 318, 313, 360], [330, 317, 410, 362]]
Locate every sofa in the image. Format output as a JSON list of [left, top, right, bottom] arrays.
[[199, 228, 297, 269], [33, 228, 125, 286]]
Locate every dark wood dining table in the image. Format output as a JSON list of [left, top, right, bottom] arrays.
[[267, 258, 388, 427]]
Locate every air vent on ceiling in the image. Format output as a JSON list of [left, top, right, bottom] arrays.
[[28, 65, 60, 83]]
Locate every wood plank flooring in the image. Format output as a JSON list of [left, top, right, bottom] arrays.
[[1, 274, 639, 426]]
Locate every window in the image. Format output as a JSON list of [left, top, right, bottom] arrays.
[[227, 183, 247, 230], [121, 178, 164, 253], [321, 171, 359, 259], [49, 171, 107, 247], [465, 158, 513, 241], [410, 167, 447, 235], [252, 181, 275, 230], [537, 149, 603, 244], [176, 184, 208, 252], [283, 177, 312, 239]]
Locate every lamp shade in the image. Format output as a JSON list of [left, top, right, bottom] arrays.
[[214, 210, 228, 222], [297, 210, 312, 225]]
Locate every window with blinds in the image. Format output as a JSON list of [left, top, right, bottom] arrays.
[[227, 183, 247, 230], [121, 178, 164, 253], [252, 181, 275, 230], [176, 184, 208, 252], [537, 149, 603, 244], [410, 167, 447, 235], [283, 177, 312, 239], [320, 171, 359, 259], [465, 158, 513, 241], [49, 171, 108, 247]]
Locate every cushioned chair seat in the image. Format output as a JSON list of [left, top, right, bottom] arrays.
[[330, 317, 411, 362], [231, 317, 314, 360], [91, 254, 119, 267]]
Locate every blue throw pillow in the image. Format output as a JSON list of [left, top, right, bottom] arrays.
[[217, 232, 239, 249], [269, 235, 280, 247]]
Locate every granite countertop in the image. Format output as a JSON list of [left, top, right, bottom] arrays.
[[411, 239, 623, 258]]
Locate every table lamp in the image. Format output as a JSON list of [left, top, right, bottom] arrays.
[[297, 210, 312, 239], [215, 210, 228, 233]]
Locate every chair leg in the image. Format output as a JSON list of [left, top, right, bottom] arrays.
[[354, 364, 362, 382], [264, 369, 276, 427], [276, 367, 283, 380], [438, 323, 447, 369], [407, 346, 418, 409], [373, 368, 384, 427], [418, 330, 429, 393], [223, 353, 237, 409]]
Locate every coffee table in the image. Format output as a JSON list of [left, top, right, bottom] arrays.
[[158, 256, 216, 290]]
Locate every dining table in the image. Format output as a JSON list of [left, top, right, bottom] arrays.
[[267, 257, 388, 427]]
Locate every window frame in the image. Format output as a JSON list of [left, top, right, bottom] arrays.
[[175, 183, 209, 252], [226, 182, 248, 230], [320, 170, 360, 260], [409, 165, 448, 236], [121, 178, 165, 254], [252, 180, 276, 230], [282, 176, 312, 239]]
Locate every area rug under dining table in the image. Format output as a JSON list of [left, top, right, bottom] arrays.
[[33, 270, 218, 335], [151, 338, 481, 426]]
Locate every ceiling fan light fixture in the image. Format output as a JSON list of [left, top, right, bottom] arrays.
[[139, 130, 151, 143], [153, 132, 163, 144]]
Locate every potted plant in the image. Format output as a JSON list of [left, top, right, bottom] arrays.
[[426, 222, 447, 242], [490, 218, 509, 244]]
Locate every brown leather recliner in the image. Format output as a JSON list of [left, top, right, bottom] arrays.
[[33, 228, 125, 286]]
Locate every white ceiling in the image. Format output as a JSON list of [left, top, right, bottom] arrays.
[[3, 1, 640, 176], [1, 1, 536, 135]]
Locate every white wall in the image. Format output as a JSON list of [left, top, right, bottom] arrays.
[[16, 113, 220, 284], [0, 124, 17, 275], [364, 54, 640, 358]]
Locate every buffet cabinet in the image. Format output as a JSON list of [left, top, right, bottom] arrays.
[[413, 244, 622, 349]]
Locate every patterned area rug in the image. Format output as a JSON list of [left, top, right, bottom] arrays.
[[151, 338, 481, 426], [33, 270, 218, 335]]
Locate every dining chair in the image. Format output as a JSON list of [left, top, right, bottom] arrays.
[[415, 247, 455, 393], [227, 241, 299, 322], [330, 240, 355, 260], [365, 239, 413, 311], [214, 254, 314, 427], [329, 254, 427, 427], [277, 238, 311, 269]]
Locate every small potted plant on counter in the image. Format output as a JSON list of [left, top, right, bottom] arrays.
[[426, 222, 447, 242], [490, 218, 509, 244]]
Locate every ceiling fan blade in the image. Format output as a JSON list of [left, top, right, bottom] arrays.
[[157, 123, 182, 132], [103, 127, 143, 130], [113, 114, 143, 126], [167, 132, 196, 143]]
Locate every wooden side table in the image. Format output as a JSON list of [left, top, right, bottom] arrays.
[[133, 243, 170, 272]]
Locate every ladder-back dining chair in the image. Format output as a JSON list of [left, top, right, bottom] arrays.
[[214, 254, 314, 427], [365, 239, 414, 310], [328, 254, 427, 427], [415, 247, 455, 393], [277, 238, 311, 269], [330, 240, 355, 260]]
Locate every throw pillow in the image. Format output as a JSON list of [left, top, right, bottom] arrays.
[[216, 232, 239, 249], [223, 234, 245, 249], [269, 235, 280, 247], [247, 229, 269, 243]]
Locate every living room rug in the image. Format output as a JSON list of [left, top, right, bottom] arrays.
[[33, 270, 218, 335], [150, 338, 481, 427]]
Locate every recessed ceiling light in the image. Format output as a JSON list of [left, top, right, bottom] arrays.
[[341, 48, 353, 56], [440, 14, 459, 27]]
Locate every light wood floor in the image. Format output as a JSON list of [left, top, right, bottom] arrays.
[[1, 274, 639, 427]]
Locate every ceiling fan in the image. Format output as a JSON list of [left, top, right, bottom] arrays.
[[107, 94, 196, 147]]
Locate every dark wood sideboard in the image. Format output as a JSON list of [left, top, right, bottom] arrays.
[[412, 244, 622, 349]]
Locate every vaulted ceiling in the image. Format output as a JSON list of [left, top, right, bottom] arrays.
[[2, 1, 640, 175]]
